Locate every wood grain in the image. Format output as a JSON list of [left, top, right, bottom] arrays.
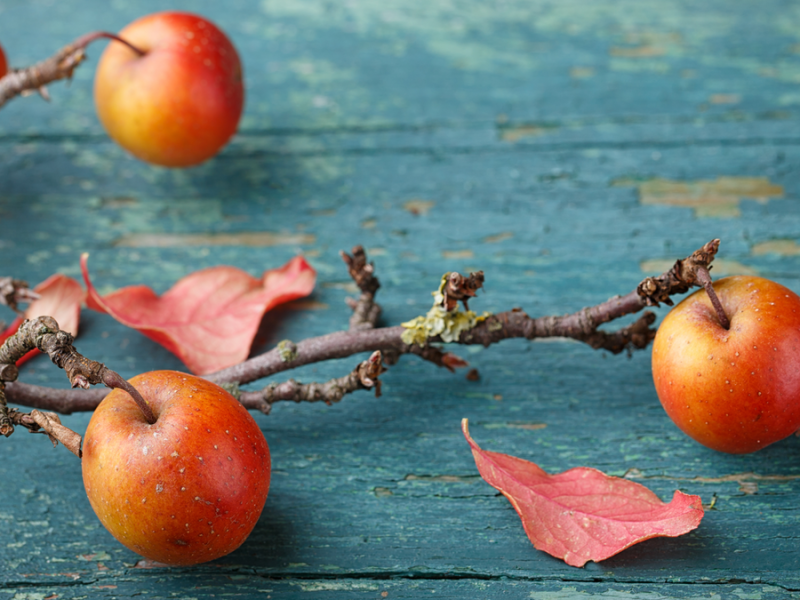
[[2, 0, 800, 597]]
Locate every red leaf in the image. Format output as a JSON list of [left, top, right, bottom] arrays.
[[462, 419, 704, 567], [81, 254, 316, 375], [0, 274, 86, 366]]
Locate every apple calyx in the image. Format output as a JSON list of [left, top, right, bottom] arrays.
[[695, 266, 730, 330]]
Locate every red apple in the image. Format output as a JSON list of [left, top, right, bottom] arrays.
[[94, 12, 243, 167], [652, 276, 800, 454], [0, 43, 8, 78], [82, 370, 270, 565]]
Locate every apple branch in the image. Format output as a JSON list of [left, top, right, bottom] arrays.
[[8, 408, 82, 457], [3, 239, 722, 414], [237, 351, 387, 414], [0, 316, 155, 430], [0, 31, 145, 110]]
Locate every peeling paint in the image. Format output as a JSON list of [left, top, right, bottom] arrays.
[[709, 93, 741, 104], [482, 232, 514, 244], [499, 123, 557, 142], [403, 199, 435, 216], [405, 474, 479, 483], [751, 239, 800, 256], [442, 249, 474, 259], [569, 66, 595, 78], [626, 469, 800, 485], [616, 176, 783, 217], [114, 232, 316, 247], [609, 45, 665, 57], [294, 581, 379, 592], [483, 422, 547, 430]]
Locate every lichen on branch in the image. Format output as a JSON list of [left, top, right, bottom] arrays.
[[401, 272, 490, 346]]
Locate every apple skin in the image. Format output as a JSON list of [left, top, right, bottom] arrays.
[[82, 370, 270, 566], [652, 276, 800, 454], [0, 43, 7, 77], [94, 12, 243, 167]]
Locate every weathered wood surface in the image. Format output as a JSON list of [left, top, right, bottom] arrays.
[[3, 0, 800, 598]]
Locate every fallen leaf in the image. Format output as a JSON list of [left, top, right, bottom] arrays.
[[82, 255, 316, 375], [462, 419, 703, 567], [0, 274, 85, 366]]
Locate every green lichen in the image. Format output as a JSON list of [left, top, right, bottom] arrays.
[[219, 382, 242, 400], [401, 273, 489, 346], [278, 339, 299, 362]]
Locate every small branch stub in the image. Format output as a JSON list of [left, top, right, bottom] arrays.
[[341, 245, 382, 330], [239, 351, 388, 414], [637, 239, 720, 307]]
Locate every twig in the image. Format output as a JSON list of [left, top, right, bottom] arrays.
[[0, 31, 145, 110], [0, 278, 39, 313], [238, 351, 387, 414], [441, 271, 485, 311], [3, 239, 722, 414], [9, 408, 82, 457], [341, 245, 382, 330], [0, 316, 153, 434]]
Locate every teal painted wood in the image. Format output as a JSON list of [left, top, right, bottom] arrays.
[[2, 0, 800, 598]]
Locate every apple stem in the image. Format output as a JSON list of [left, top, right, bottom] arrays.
[[696, 266, 730, 330], [102, 369, 157, 424], [73, 31, 146, 57]]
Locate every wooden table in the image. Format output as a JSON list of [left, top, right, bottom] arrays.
[[2, 1, 800, 597]]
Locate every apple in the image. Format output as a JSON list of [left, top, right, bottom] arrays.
[[652, 275, 800, 454], [94, 12, 243, 167], [0, 43, 8, 77], [82, 370, 270, 565]]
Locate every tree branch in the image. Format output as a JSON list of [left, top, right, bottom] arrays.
[[0, 316, 152, 441], [2, 239, 721, 414], [237, 351, 387, 414], [0, 31, 144, 110]]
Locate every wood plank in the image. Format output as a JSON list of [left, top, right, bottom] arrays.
[[2, 0, 800, 597]]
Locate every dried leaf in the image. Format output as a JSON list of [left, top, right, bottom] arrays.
[[82, 254, 316, 375], [462, 419, 703, 567], [0, 274, 85, 366]]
